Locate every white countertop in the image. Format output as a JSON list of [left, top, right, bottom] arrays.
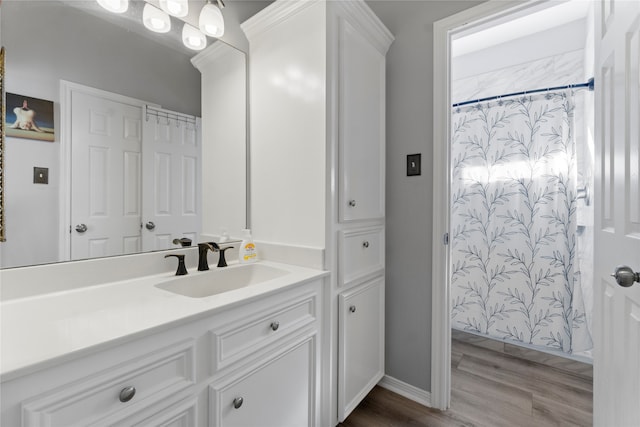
[[0, 261, 327, 382]]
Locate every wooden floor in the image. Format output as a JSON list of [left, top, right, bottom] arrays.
[[339, 331, 593, 427]]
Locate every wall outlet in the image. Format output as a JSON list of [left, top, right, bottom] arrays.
[[34, 167, 49, 184], [407, 154, 421, 176]]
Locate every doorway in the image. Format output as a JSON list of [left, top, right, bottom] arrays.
[[450, 2, 594, 361]]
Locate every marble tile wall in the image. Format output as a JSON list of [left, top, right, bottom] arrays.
[[452, 49, 585, 104]]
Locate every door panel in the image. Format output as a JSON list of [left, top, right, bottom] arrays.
[[594, 1, 640, 425], [142, 106, 201, 251], [71, 91, 142, 260]]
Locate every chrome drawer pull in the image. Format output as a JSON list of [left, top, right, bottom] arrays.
[[119, 386, 136, 403], [348, 199, 357, 207], [362, 241, 370, 248], [270, 321, 280, 331], [233, 397, 244, 409], [349, 305, 356, 313]]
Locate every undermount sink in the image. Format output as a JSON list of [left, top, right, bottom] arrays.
[[155, 263, 289, 298]]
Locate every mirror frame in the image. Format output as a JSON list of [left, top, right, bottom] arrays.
[[0, 46, 5, 242]]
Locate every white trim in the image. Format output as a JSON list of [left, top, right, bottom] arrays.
[[240, 0, 321, 42], [378, 375, 432, 407], [431, 0, 552, 411], [58, 81, 158, 262]]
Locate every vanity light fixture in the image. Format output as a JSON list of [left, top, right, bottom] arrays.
[[96, 0, 128, 14], [159, 0, 188, 18], [143, 3, 171, 33], [199, 0, 225, 38], [182, 23, 207, 50]]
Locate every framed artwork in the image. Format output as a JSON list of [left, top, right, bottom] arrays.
[[1, 47, 5, 242], [5, 92, 55, 142]]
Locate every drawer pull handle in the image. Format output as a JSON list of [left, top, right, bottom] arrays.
[[233, 397, 244, 409], [348, 199, 357, 207], [119, 386, 136, 403], [362, 241, 370, 248], [271, 321, 280, 331], [349, 305, 356, 313]]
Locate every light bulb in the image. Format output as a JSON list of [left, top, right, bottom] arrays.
[[199, 2, 224, 37], [182, 23, 207, 50], [143, 3, 171, 33], [96, 0, 128, 14], [159, 0, 188, 17]]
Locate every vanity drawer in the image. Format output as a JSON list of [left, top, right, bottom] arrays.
[[22, 340, 196, 427], [338, 226, 384, 288], [210, 291, 318, 372]]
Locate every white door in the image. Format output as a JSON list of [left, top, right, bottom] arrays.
[[70, 91, 142, 260], [593, 1, 640, 425], [142, 106, 201, 251]]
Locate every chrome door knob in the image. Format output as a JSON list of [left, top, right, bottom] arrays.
[[362, 241, 370, 248], [348, 199, 357, 207], [349, 305, 356, 313], [611, 266, 640, 288], [270, 321, 280, 331], [75, 223, 88, 233], [145, 221, 156, 230]]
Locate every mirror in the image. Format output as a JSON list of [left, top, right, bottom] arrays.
[[0, 0, 265, 269]]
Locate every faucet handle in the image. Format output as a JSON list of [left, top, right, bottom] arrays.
[[165, 254, 188, 276], [217, 246, 234, 268], [208, 241, 221, 251]]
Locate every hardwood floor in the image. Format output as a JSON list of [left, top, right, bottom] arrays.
[[339, 332, 593, 426]]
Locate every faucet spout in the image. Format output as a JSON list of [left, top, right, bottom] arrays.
[[198, 242, 220, 271]]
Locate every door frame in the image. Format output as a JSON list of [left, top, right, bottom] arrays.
[[58, 81, 158, 261], [430, 0, 580, 410]]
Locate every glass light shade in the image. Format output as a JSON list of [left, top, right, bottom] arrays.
[[143, 3, 171, 33], [199, 3, 224, 38], [159, 0, 188, 17], [96, 0, 128, 13], [182, 23, 207, 51]]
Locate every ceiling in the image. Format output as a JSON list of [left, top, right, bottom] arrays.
[[453, 0, 591, 57]]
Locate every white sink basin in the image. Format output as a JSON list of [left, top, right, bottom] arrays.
[[155, 264, 289, 298]]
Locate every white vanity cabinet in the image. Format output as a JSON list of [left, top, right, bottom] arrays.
[[242, 0, 392, 424], [0, 278, 324, 427]]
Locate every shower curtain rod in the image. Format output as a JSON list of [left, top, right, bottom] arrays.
[[452, 77, 594, 108]]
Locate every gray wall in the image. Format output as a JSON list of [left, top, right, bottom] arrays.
[[366, 0, 484, 392]]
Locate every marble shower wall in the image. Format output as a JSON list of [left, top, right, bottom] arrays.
[[452, 49, 585, 104]]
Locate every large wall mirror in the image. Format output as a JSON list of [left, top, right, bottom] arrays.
[[0, 0, 268, 269]]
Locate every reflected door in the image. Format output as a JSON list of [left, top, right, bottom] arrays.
[[142, 106, 201, 251], [70, 91, 142, 260]]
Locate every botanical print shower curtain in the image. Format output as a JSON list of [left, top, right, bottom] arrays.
[[450, 91, 593, 355]]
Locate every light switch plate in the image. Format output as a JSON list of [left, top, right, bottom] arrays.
[[34, 167, 49, 184], [407, 154, 421, 176]]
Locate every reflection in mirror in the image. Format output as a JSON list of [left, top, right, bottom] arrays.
[[0, 0, 248, 269], [0, 47, 5, 243]]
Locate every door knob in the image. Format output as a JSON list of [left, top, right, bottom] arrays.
[[611, 265, 640, 288], [75, 224, 87, 233], [145, 221, 156, 230]]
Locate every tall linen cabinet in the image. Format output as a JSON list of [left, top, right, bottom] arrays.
[[242, 1, 393, 424]]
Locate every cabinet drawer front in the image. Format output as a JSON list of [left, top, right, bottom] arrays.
[[22, 340, 196, 427], [338, 226, 384, 288], [210, 337, 315, 427], [211, 293, 317, 371]]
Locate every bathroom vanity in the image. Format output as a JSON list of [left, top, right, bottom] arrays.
[[1, 258, 328, 426]]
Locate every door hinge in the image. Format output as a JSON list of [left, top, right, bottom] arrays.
[[443, 232, 449, 245]]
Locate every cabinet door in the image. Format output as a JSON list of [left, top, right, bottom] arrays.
[[338, 277, 385, 421], [338, 18, 386, 222], [212, 337, 316, 427]]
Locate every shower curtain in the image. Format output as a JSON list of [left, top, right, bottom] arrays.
[[450, 90, 593, 355]]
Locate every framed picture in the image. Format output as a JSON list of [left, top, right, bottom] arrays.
[[5, 92, 55, 142]]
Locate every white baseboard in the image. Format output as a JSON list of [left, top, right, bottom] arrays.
[[377, 375, 432, 407]]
